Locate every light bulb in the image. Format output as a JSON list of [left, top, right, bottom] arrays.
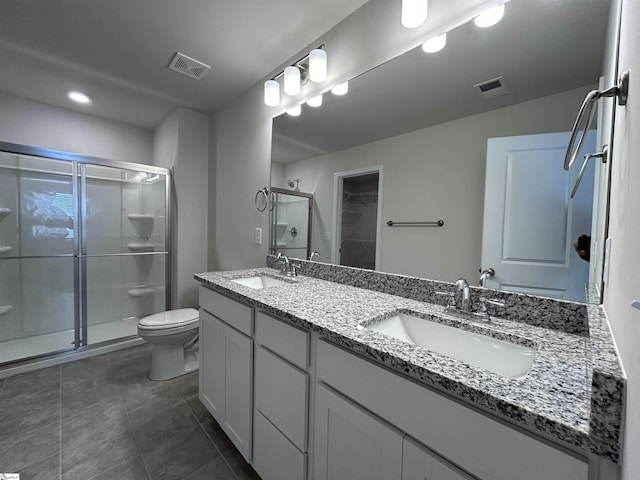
[[401, 0, 428, 29], [264, 80, 280, 107], [474, 4, 505, 28], [284, 66, 301, 96], [309, 49, 327, 82], [331, 82, 349, 96], [67, 91, 92, 104], [307, 94, 323, 107], [287, 105, 302, 117], [422, 33, 447, 53]]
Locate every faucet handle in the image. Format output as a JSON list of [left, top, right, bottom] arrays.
[[435, 290, 456, 308], [291, 263, 301, 277], [478, 297, 505, 308]]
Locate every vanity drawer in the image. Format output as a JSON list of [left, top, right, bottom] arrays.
[[256, 311, 309, 369], [253, 409, 307, 480], [199, 286, 252, 335], [255, 345, 309, 451]]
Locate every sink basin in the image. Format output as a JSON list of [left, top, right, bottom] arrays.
[[363, 312, 535, 378], [231, 274, 291, 289]]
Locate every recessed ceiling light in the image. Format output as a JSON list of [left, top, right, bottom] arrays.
[[67, 91, 92, 104], [474, 4, 505, 28]]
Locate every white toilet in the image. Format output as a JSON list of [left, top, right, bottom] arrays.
[[137, 308, 199, 381]]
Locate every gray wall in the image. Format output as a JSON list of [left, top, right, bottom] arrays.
[[606, 0, 640, 476], [277, 86, 593, 282], [153, 107, 209, 309], [208, 0, 501, 271], [0, 93, 153, 163]]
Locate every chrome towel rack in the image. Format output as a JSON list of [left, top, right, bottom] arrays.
[[386, 220, 444, 227], [564, 71, 629, 172]]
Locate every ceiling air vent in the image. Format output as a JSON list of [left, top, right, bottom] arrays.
[[474, 76, 510, 99], [168, 52, 211, 80]]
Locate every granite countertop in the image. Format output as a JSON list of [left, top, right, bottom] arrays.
[[195, 266, 624, 463]]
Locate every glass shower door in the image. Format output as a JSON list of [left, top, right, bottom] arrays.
[[82, 164, 169, 346], [0, 152, 78, 363], [269, 188, 313, 260]]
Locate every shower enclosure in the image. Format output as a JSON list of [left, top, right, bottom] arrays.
[[0, 142, 171, 365], [269, 187, 312, 260]]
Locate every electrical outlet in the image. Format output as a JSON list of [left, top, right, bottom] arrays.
[[255, 227, 262, 245]]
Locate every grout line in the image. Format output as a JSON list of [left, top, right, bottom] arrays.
[[59, 364, 63, 480], [0, 376, 5, 393]]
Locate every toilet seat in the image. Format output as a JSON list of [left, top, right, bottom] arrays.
[[138, 308, 199, 331]]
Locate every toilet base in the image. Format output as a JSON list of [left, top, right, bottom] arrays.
[[149, 343, 199, 381]]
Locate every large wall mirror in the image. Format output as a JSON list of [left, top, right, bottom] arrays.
[[271, 0, 620, 304]]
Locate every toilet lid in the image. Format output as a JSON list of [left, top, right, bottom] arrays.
[[139, 308, 199, 330]]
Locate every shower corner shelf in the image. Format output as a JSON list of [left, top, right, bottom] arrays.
[[0, 305, 13, 316], [0, 246, 13, 255], [127, 213, 154, 239], [128, 287, 156, 298], [127, 213, 155, 220], [127, 242, 155, 253]]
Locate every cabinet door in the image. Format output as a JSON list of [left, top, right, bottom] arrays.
[[199, 310, 225, 420], [402, 437, 474, 480], [313, 383, 403, 480], [221, 321, 253, 461]]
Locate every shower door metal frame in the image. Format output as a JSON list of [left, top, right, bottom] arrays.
[[0, 141, 172, 360]]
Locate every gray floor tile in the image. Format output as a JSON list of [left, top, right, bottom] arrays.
[[131, 402, 199, 452], [0, 387, 60, 437], [0, 420, 60, 472], [141, 424, 219, 480], [171, 371, 199, 399], [61, 374, 121, 419], [118, 372, 183, 419], [61, 355, 111, 379], [87, 455, 149, 480], [62, 400, 130, 452], [61, 429, 140, 480], [186, 398, 236, 456], [1, 365, 60, 397], [185, 456, 236, 480], [18, 452, 61, 480], [220, 443, 261, 480]]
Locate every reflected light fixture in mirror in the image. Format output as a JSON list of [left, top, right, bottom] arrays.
[[264, 80, 280, 106], [307, 94, 323, 107], [401, 0, 428, 28], [474, 3, 506, 28], [284, 66, 301, 96], [309, 49, 328, 82], [331, 81, 349, 95], [287, 104, 302, 117], [422, 32, 447, 53]]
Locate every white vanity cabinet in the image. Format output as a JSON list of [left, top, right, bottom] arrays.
[[252, 312, 310, 480], [402, 437, 474, 480], [199, 287, 253, 461]]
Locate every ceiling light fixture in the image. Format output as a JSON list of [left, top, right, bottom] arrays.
[[67, 91, 92, 104], [287, 105, 302, 117], [331, 82, 349, 96], [263, 45, 327, 107], [264, 80, 281, 107], [474, 3, 505, 28], [401, 0, 428, 29], [422, 32, 447, 53], [307, 94, 323, 107]]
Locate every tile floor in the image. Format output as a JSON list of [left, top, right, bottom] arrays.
[[0, 344, 261, 480]]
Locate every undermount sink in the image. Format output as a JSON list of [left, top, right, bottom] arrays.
[[362, 311, 536, 378], [231, 274, 291, 289]]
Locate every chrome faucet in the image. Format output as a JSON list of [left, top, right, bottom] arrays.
[[276, 253, 290, 274], [455, 278, 471, 313]]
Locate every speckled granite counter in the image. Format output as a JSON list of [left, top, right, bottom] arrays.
[[195, 265, 624, 463]]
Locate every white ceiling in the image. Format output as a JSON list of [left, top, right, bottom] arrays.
[[0, 0, 369, 129]]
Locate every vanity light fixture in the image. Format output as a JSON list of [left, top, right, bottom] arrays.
[[307, 94, 323, 107], [284, 66, 301, 96], [264, 80, 281, 107], [422, 32, 447, 53], [474, 3, 506, 28], [401, 0, 428, 29], [67, 90, 92, 104], [263, 45, 327, 106], [287, 105, 302, 117], [331, 81, 349, 96]]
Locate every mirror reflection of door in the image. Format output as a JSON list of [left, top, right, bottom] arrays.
[[481, 131, 596, 302], [336, 172, 380, 269], [269, 187, 313, 260]]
